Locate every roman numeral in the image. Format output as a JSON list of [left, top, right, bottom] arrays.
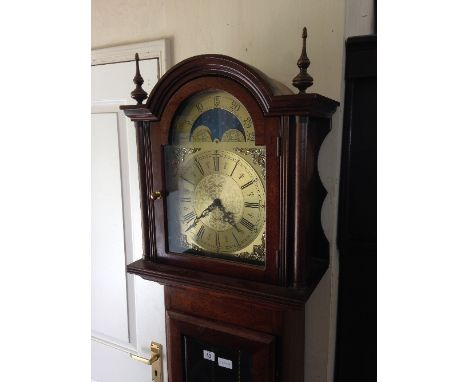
[[196, 225, 205, 240], [239, 217, 255, 231], [181, 176, 195, 186], [230, 100, 240, 112], [215, 232, 220, 248], [230, 160, 239, 176], [183, 211, 197, 223], [244, 202, 259, 208], [240, 179, 256, 189], [213, 155, 220, 171], [194, 159, 204, 175], [231, 232, 240, 246], [180, 197, 192, 203]]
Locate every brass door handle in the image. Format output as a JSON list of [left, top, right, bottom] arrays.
[[130, 342, 162, 382], [150, 191, 163, 200], [130, 352, 159, 365]]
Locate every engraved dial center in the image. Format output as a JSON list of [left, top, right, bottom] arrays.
[[194, 173, 243, 231]]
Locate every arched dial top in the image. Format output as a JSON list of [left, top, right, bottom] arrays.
[[171, 90, 255, 145]]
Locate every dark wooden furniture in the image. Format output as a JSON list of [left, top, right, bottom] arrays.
[[121, 29, 338, 381], [335, 35, 377, 382]]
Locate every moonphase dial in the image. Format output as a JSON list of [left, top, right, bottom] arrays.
[[171, 90, 255, 144]]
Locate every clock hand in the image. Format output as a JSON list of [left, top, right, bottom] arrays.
[[185, 200, 217, 232], [216, 200, 239, 231]]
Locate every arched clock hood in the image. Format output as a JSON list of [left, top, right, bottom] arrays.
[[146, 54, 294, 118], [122, 53, 338, 121]]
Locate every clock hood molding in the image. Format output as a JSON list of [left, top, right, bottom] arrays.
[[121, 54, 339, 121], [146, 54, 292, 118]]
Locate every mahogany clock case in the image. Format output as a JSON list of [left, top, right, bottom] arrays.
[[121, 49, 339, 382]]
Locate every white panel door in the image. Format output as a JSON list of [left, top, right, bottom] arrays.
[[91, 42, 169, 382]]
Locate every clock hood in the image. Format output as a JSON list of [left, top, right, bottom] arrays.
[[146, 54, 293, 119]]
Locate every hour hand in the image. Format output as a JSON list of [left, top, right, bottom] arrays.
[[217, 200, 237, 228], [184, 216, 200, 232]]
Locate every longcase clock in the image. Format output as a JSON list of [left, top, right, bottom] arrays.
[[121, 28, 338, 382]]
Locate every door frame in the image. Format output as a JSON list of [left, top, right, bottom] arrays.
[[91, 39, 171, 78], [91, 38, 170, 362]]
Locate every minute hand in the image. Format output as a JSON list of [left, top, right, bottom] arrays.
[[185, 201, 216, 232]]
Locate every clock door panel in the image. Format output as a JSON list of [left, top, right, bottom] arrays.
[[166, 311, 275, 382], [184, 336, 253, 382], [149, 77, 281, 283]]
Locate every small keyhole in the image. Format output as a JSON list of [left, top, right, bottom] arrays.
[[154, 370, 158, 376]]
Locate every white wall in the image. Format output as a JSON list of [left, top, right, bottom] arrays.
[[92, 0, 345, 100], [92, 1, 361, 380]]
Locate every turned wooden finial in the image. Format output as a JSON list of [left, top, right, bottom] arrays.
[[292, 27, 314, 94], [131, 53, 148, 104]]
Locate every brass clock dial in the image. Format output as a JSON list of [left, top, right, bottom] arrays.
[[177, 149, 265, 254], [165, 89, 266, 265]]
